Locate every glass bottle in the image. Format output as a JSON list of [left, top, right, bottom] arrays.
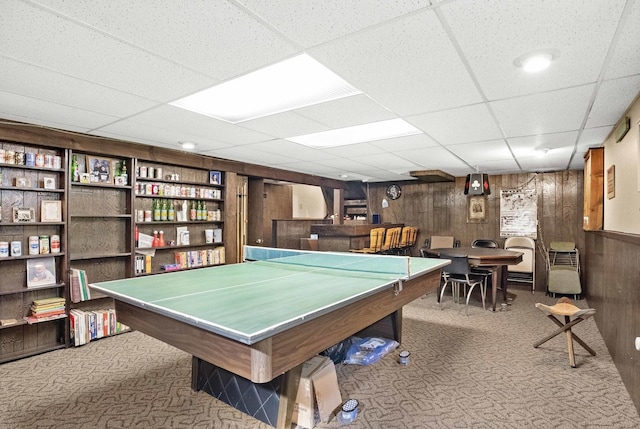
[[158, 230, 165, 247], [189, 200, 197, 221], [167, 201, 175, 221], [196, 200, 202, 221], [160, 199, 168, 221], [153, 199, 160, 221], [71, 154, 79, 182], [120, 162, 128, 185], [152, 230, 159, 247], [202, 201, 208, 221]]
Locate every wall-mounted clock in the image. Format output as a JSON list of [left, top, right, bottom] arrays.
[[386, 184, 402, 200]]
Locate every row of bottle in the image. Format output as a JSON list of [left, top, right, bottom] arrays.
[[148, 199, 220, 222]]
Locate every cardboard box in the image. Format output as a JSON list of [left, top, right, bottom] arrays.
[[293, 355, 342, 429]]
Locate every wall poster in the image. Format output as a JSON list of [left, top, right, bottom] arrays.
[[500, 189, 537, 238]]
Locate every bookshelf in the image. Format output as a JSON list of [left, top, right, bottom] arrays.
[[66, 152, 133, 345], [0, 143, 68, 363], [133, 159, 225, 275]]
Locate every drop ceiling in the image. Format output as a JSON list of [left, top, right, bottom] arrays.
[[1, 0, 639, 183]]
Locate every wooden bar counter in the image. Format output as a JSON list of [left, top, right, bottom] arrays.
[[310, 223, 404, 252]]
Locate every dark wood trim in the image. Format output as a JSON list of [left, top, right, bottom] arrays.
[[591, 230, 640, 245]]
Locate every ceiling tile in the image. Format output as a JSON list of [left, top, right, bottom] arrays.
[[586, 75, 640, 128], [237, 0, 431, 47], [295, 94, 396, 129], [0, 57, 157, 117], [395, 146, 471, 173], [0, 90, 118, 131], [1, 1, 216, 101], [578, 126, 612, 147], [30, 0, 298, 81], [441, 0, 626, 100], [604, 0, 640, 79], [355, 152, 422, 171], [507, 131, 579, 158], [446, 139, 513, 162], [211, 146, 298, 166], [309, 9, 482, 116], [491, 85, 595, 137], [408, 104, 504, 145], [105, 105, 274, 145], [234, 139, 337, 162]]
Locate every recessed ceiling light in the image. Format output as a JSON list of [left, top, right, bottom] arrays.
[[170, 54, 361, 123], [287, 118, 422, 148], [180, 141, 196, 150], [514, 50, 559, 73]]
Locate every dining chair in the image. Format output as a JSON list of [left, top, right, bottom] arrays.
[[470, 238, 499, 296], [419, 235, 459, 257], [439, 254, 486, 315], [396, 226, 418, 255], [504, 236, 536, 293]]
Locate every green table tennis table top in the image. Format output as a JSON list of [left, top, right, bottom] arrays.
[[90, 247, 448, 344]]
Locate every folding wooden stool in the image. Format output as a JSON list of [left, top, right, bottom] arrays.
[[533, 297, 596, 368]]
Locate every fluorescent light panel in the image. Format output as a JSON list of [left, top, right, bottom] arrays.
[[287, 118, 422, 148], [170, 54, 361, 123]]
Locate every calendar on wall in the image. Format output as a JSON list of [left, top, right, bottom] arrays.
[[499, 189, 537, 238]]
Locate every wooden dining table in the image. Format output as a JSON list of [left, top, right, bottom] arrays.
[[428, 247, 524, 311]]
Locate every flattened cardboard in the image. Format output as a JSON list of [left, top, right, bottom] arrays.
[[293, 355, 342, 428]]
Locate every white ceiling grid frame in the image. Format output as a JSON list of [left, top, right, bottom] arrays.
[[28, 0, 299, 83], [308, 8, 483, 117], [439, 0, 628, 100]]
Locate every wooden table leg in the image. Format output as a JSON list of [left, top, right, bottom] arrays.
[[501, 266, 508, 303], [276, 363, 303, 429], [491, 267, 498, 311]]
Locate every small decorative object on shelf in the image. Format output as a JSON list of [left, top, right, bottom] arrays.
[[41, 200, 62, 222], [26, 257, 57, 288], [209, 171, 222, 185], [13, 207, 35, 223], [42, 177, 56, 189]]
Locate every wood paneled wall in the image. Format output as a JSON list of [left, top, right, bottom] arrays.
[[584, 231, 640, 415], [367, 171, 585, 292]]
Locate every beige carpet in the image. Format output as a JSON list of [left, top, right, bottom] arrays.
[[1, 286, 639, 429]]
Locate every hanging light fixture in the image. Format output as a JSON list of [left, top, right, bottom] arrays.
[[464, 171, 491, 196]]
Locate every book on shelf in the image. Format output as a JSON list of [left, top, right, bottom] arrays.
[[70, 268, 90, 302], [70, 308, 129, 346]]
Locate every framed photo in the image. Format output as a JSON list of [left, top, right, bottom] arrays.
[[41, 200, 62, 222], [14, 177, 32, 187], [79, 173, 91, 184], [607, 165, 615, 199], [209, 171, 222, 185], [87, 156, 113, 184], [13, 207, 35, 223], [43, 177, 56, 189], [27, 257, 56, 288], [467, 196, 486, 223], [114, 176, 126, 186]]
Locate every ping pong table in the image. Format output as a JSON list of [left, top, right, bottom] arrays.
[[90, 246, 448, 428]]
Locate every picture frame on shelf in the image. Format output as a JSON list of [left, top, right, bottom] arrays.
[[79, 173, 91, 184], [86, 156, 113, 184], [42, 176, 56, 189], [467, 196, 486, 223], [41, 200, 62, 222], [13, 207, 35, 223], [14, 177, 32, 187], [209, 171, 222, 185], [114, 175, 127, 186], [27, 257, 56, 288]]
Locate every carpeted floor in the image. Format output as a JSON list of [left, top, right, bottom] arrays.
[[1, 286, 639, 429]]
